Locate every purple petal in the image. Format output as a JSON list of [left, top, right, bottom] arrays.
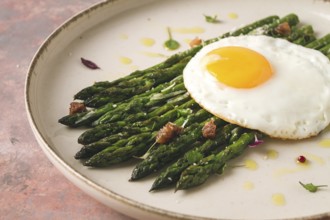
[[249, 135, 264, 148], [81, 57, 100, 70]]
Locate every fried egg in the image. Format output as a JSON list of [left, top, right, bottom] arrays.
[[183, 35, 330, 139]]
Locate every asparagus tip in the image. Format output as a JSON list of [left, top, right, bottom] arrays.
[[74, 153, 82, 160]]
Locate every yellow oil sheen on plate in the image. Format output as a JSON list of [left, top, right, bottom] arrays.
[[302, 152, 325, 165], [141, 51, 167, 58], [272, 193, 286, 206], [140, 37, 155, 47], [244, 159, 258, 170], [319, 139, 330, 148], [265, 149, 279, 159], [243, 181, 254, 190], [228, 12, 238, 19], [119, 33, 128, 40], [120, 56, 132, 65], [273, 163, 310, 177], [172, 27, 205, 34]]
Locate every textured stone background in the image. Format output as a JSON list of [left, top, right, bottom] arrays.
[[0, 1, 134, 219]]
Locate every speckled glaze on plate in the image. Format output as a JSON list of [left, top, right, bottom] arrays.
[[25, 0, 330, 219]]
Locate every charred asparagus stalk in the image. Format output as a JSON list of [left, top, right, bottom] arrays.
[[130, 118, 226, 181], [150, 124, 239, 191], [175, 132, 257, 190]]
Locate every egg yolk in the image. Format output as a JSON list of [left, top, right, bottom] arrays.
[[205, 46, 273, 88]]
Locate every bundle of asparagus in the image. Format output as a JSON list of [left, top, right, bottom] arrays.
[[59, 13, 330, 191]]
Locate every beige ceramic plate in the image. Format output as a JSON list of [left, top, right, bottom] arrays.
[[26, 0, 330, 219]]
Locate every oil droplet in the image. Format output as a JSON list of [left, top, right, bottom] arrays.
[[172, 27, 205, 34], [244, 159, 258, 170], [140, 37, 155, 47], [119, 34, 128, 40], [119, 56, 132, 65], [243, 181, 254, 190], [141, 51, 167, 58], [319, 139, 330, 148], [265, 149, 279, 160], [302, 153, 325, 165], [273, 165, 309, 177], [228, 13, 238, 19], [272, 193, 286, 206]]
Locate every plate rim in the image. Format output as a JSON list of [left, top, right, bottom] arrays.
[[24, 0, 206, 219], [24, 0, 330, 219]]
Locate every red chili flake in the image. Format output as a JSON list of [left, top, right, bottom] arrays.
[[69, 102, 87, 115], [202, 119, 217, 139], [156, 122, 183, 144], [275, 22, 291, 36], [297, 155, 307, 163], [81, 57, 100, 70]]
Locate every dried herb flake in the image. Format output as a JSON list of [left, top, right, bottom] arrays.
[[81, 57, 100, 70]]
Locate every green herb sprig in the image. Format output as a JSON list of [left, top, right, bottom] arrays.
[[164, 27, 180, 50], [299, 181, 328, 193], [204, 14, 219, 23]]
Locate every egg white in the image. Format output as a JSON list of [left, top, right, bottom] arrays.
[[183, 35, 330, 139]]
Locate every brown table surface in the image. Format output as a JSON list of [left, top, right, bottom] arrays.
[[0, 0, 134, 219]]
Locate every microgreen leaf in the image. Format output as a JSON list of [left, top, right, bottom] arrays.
[[299, 181, 328, 193], [204, 14, 219, 23], [248, 135, 264, 148], [164, 27, 180, 50]]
